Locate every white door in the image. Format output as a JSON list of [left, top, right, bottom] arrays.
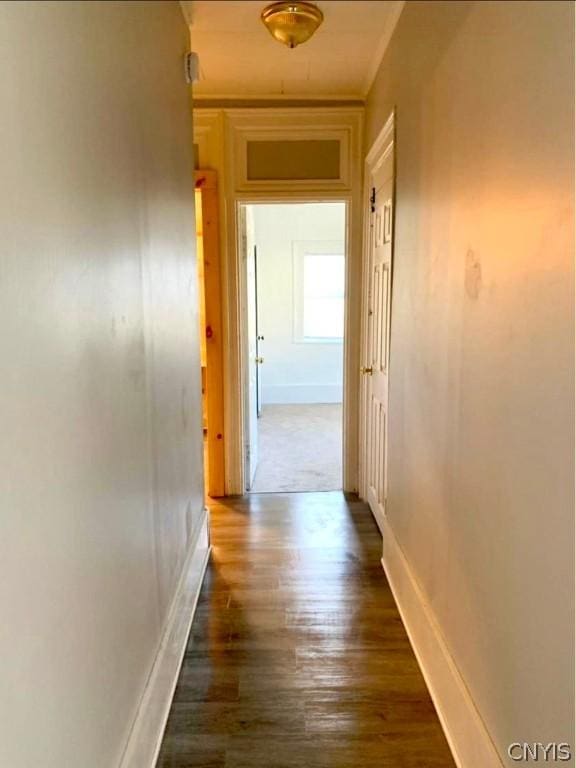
[[243, 207, 259, 489], [364, 145, 394, 525]]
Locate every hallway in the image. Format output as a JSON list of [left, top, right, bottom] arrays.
[[1, 3, 572, 767], [157, 493, 455, 767]]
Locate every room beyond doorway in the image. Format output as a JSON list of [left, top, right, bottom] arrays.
[[252, 403, 342, 492], [240, 202, 347, 493]]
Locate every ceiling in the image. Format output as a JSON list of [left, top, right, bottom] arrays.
[[182, 1, 405, 100]]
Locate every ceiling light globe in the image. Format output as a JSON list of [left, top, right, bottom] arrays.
[[261, 2, 324, 49]]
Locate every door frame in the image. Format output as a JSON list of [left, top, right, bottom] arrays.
[[239, 203, 260, 489], [194, 107, 364, 494], [195, 170, 226, 498], [359, 109, 396, 511], [235, 194, 353, 493]]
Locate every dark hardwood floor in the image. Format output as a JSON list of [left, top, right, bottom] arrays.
[[157, 492, 455, 767]]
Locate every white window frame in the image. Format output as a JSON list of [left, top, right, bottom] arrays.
[[292, 240, 345, 344]]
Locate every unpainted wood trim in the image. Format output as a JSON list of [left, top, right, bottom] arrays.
[[195, 170, 226, 497], [193, 112, 241, 495]]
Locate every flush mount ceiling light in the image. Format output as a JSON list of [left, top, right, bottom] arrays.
[[261, 2, 324, 49]]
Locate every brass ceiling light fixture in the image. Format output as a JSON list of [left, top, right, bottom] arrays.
[[261, 2, 324, 49]]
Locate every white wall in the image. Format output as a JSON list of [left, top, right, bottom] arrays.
[[251, 203, 346, 405], [0, 3, 204, 767], [366, 1, 574, 763]]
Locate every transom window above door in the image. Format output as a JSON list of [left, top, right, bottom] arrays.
[[293, 242, 345, 343]]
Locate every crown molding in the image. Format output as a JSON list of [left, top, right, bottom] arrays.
[[193, 92, 365, 103], [179, 0, 193, 26]]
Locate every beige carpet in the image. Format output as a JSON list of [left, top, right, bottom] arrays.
[[250, 404, 342, 493]]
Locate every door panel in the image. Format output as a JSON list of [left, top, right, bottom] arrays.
[[364, 146, 394, 524]]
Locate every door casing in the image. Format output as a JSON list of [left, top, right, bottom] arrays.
[[240, 206, 259, 489], [195, 169, 226, 498]]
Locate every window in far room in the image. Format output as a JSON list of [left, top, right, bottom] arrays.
[[294, 246, 345, 343]]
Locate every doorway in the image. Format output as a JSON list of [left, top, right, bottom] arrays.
[[239, 202, 347, 493]]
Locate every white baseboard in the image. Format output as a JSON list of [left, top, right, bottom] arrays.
[[119, 507, 210, 768], [380, 514, 504, 768], [262, 383, 343, 404], [371, 503, 386, 537]]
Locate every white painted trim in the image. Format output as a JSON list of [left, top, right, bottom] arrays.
[[380, 516, 504, 768], [371, 503, 386, 537], [119, 508, 210, 768], [366, 110, 396, 169], [223, 107, 364, 495], [262, 384, 343, 404], [362, 1, 406, 96], [228, 111, 353, 194]]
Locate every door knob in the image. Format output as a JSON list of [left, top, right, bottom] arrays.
[[361, 366, 373, 375], [255, 357, 264, 364], [257, 335, 265, 341]]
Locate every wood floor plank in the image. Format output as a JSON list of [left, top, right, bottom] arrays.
[[156, 492, 455, 767]]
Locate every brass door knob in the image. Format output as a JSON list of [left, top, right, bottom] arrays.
[[361, 366, 373, 375]]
